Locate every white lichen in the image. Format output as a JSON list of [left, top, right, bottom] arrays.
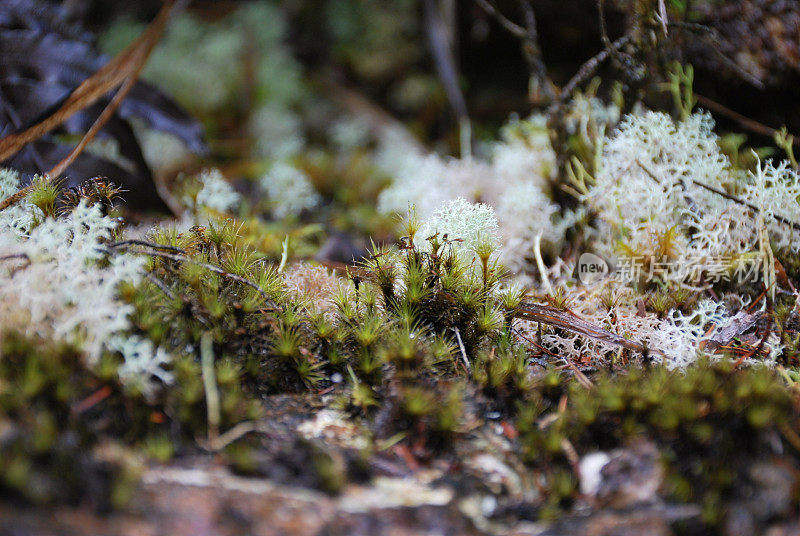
[[495, 181, 561, 271], [0, 199, 172, 396], [0, 168, 44, 236], [589, 111, 729, 253], [192, 168, 241, 213], [259, 161, 321, 219], [250, 104, 306, 161], [527, 281, 780, 370], [108, 335, 174, 394], [588, 110, 800, 288], [330, 118, 371, 152], [377, 114, 563, 270], [417, 198, 500, 264], [740, 159, 800, 252]]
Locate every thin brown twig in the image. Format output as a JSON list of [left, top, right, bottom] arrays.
[[0, 0, 183, 213], [423, 0, 471, 155], [546, 35, 630, 188], [556, 36, 631, 105], [71, 385, 113, 415], [564, 360, 594, 389], [0, 253, 28, 262], [0, 1, 179, 163], [145, 272, 175, 300], [596, 0, 614, 53], [514, 301, 662, 357], [695, 94, 800, 146], [512, 327, 557, 357], [474, 0, 554, 102], [635, 158, 800, 232], [110, 245, 282, 311], [48, 73, 139, 179], [0, 183, 35, 213], [108, 239, 186, 254], [694, 179, 800, 232], [519, 1, 555, 102], [596, 0, 627, 69], [635, 158, 701, 219], [474, 0, 525, 38]]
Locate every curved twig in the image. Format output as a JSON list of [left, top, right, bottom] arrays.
[[555, 36, 631, 106], [474, 0, 525, 38], [514, 301, 664, 358], [108, 244, 282, 312], [108, 239, 186, 254], [0, 0, 185, 213]]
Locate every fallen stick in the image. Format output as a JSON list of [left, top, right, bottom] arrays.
[[0, 0, 185, 212], [514, 301, 663, 358]]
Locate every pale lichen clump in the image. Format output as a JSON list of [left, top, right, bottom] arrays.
[[544, 109, 800, 369], [191, 168, 241, 213], [259, 161, 321, 219], [0, 197, 172, 395], [0, 168, 43, 236], [416, 198, 500, 258], [251, 104, 306, 161], [107, 335, 174, 394], [377, 114, 563, 270], [520, 286, 782, 370], [329, 118, 371, 152], [495, 181, 563, 271], [377, 148, 494, 218], [492, 114, 556, 182], [571, 298, 730, 369], [588, 111, 800, 286], [740, 159, 800, 253], [589, 111, 729, 257]]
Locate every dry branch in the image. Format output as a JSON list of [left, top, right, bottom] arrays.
[[107, 242, 282, 312], [0, 0, 184, 212], [695, 94, 800, 147], [514, 301, 662, 357]]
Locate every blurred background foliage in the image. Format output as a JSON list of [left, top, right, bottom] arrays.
[[88, 0, 800, 138], [4, 0, 800, 254]]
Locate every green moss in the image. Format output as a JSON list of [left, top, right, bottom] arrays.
[[128, 220, 329, 395], [0, 313, 267, 506], [517, 360, 800, 527], [26, 175, 61, 218], [0, 331, 110, 504], [472, 330, 532, 412]]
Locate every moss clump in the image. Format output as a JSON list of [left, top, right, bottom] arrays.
[[517, 360, 800, 525], [0, 331, 121, 506], [130, 221, 325, 394], [471, 330, 533, 413], [321, 222, 525, 450], [0, 327, 267, 507]]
